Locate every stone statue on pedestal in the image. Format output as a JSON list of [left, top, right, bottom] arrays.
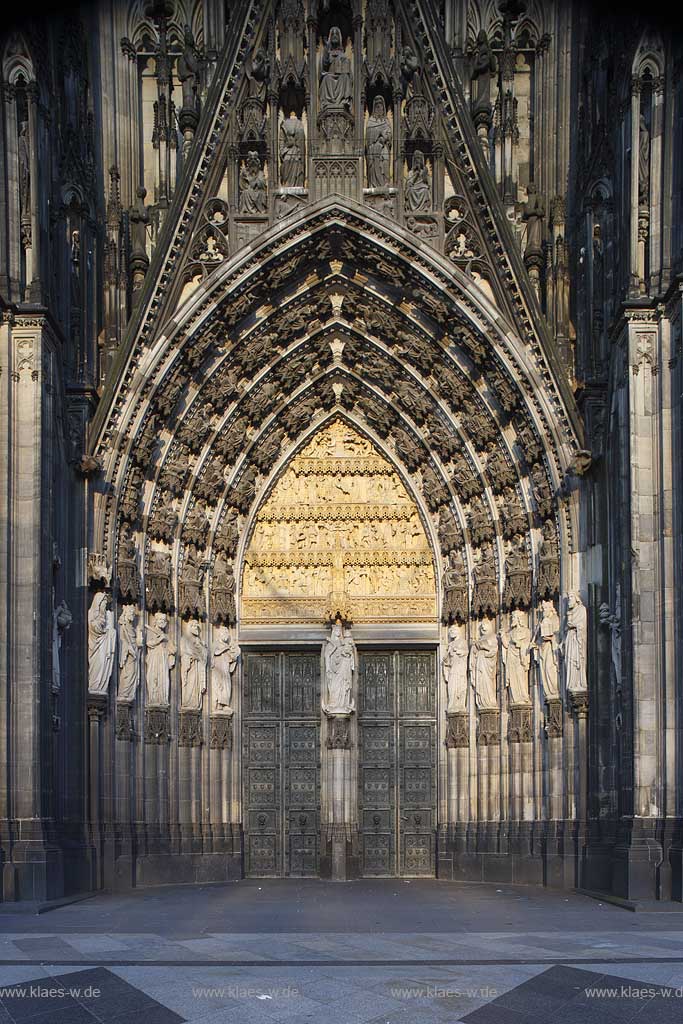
[[500, 610, 532, 706], [365, 96, 392, 188], [87, 593, 116, 696], [146, 612, 175, 707], [322, 621, 356, 714], [534, 600, 561, 702], [279, 115, 306, 187], [52, 591, 72, 694], [471, 620, 498, 710], [320, 27, 353, 112], [181, 620, 207, 711], [405, 150, 431, 212], [117, 605, 142, 702], [442, 624, 468, 713], [212, 626, 240, 713], [563, 592, 587, 694]]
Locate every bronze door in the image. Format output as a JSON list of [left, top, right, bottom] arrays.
[[242, 651, 321, 877], [358, 649, 437, 876]]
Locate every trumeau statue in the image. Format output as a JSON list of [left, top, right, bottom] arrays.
[[180, 620, 207, 711], [279, 115, 306, 187], [320, 27, 353, 112], [500, 609, 532, 706], [534, 600, 561, 702], [366, 95, 392, 187], [471, 619, 498, 710], [87, 593, 116, 696], [239, 152, 267, 215], [322, 621, 356, 714], [442, 624, 468, 714], [117, 605, 142, 703], [146, 612, 175, 707], [405, 150, 431, 213], [563, 592, 588, 694], [212, 626, 241, 714]]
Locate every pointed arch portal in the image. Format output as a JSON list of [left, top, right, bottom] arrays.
[[86, 194, 584, 883]]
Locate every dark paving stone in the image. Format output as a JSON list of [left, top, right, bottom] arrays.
[[12, 939, 80, 958], [0, 968, 184, 1024], [462, 964, 683, 1024]]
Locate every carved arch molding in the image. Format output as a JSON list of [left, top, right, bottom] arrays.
[[90, 203, 580, 629]]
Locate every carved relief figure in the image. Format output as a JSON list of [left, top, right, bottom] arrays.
[[500, 610, 532, 706], [211, 556, 237, 624], [365, 96, 392, 188], [442, 624, 468, 713], [180, 620, 207, 711], [523, 183, 545, 256], [638, 113, 650, 203], [87, 593, 116, 696], [365, 0, 391, 64], [405, 150, 431, 213], [177, 24, 200, 110], [117, 605, 141, 703], [320, 27, 353, 112], [52, 593, 72, 693], [563, 592, 587, 694], [239, 151, 267, 215], [471, 619, 498, 710], [323, 621, 356, 714], [279, 114, 306, 187], [470, 30, 497, 114], [599, 583, 622, 686], [18, 121, 31, 246], [146, 612, 175, 706], [212, 626, 241, 713], [534, 600, 560, 702], [442, 550, 468, 623], [245, 46, 269, 104], [538, 519, 560, 598]]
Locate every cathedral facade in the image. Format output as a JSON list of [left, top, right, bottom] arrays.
[[0, 0, 681, 903]]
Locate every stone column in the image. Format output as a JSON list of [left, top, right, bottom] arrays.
[[323, 713, 354, 880]]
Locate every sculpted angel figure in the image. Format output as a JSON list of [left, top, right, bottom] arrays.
[[322, 621, 356, 714]]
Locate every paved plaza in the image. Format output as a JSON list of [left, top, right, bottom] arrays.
[[0, 880, 682, 1022]]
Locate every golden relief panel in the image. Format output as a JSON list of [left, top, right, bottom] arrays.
[[241, 419, 437, 624]]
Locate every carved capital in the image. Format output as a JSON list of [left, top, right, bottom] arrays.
[[115, 703, 135, 741], [326, 713, 352, 750], [445, 711, 469, 748], [477, 708, 500, 745], [144, 707, 171, 744], [87, 693, 108, 722], [545, 699, 563, 738], [178, 710, 203, 747], [508, 704, 532, 743], [569, 690, 589, 718], [210, 714, 233, 750]]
